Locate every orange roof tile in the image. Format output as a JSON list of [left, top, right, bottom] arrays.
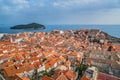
[[64, 70, 76, 79], [25, 64, 35, 72], [16, 66, 25, 73], [33, 61, 41, 68], [30, 56, 39, 61], [56, 73, 68, 80], [42, 75, 54, 80], [53, 69, 62, 79], [47, 56, 55, 61], [0, 50, 3, 54], [65, 60, 71, 67], [81, 76, 90, 80], [4, 66, 16, 77], [45, 59, 56, 70], [53, 53, 59, 57], [59, 56, 66, 62], [69, 51, 78, 56], [14, 63, 22, 69], [23, 61, 30, 67], [13, 55, 24, 61], [2, 60, 14, 69], [43, 52, 52, 57], [22, 53, 30, 58], [0, 55, 10, 61]]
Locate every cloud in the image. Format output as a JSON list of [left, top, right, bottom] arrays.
[[0, 0, 30, 15], [0, 0, 120, 24], [53, 0, 120, 11], [0, 0, 49, 14], [1, 0, 120, 14], [1, 6, 10, 12], [11, 0, 30, 10], [53, 0, 100, 8]]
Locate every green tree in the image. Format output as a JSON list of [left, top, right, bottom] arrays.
[[76, 64, 88, 80], [75, 64, 84, 72], [42, 58, 47, 62], [41, 70, 52, 77], [31, 69, 39, 80]]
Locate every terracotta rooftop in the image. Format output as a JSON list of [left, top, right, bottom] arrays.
[[56, 73, 68, 80], [64, 70, 76, 79], [53, 69, 63, 79], [42, 75, 54, 80], [25, 64, 35, 72], [81, 76, 91, 80], [0, 30, 119, 79], [2, 60, 14, 69], [45, 59, 56, 70], [65, 60, 71, 67]]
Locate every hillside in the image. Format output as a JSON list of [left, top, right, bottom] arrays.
[[10, 23, 45, 30], [103, 32, 120, 43]]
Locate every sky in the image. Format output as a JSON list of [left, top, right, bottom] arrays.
[[0, 0, 120, 25]]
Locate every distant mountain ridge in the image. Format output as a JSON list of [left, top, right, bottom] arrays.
[[10, 23, 45, 30]]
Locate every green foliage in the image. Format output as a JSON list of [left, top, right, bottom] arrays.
[[42, 58, 47, 62], [10, 23, 45, 30], [31, 69, 39, 80], [31, 70, 53, 80], [40, 70, 52, 77], [75, 64, 84, 72], [76, 64, 87, 80], [92, 39, 100, 43]]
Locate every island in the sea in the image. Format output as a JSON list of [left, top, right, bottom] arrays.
[[10, 23, 45, 30]]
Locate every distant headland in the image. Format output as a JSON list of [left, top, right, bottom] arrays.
[[10, 23, 45, 30]]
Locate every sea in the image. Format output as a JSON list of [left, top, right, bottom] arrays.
[[0, 25, 120, 38]]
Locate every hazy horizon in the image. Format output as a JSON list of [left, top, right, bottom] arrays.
[[1, 24, 120, 28]]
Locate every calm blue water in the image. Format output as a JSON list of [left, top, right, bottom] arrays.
[[0, 25, 120, 38]]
